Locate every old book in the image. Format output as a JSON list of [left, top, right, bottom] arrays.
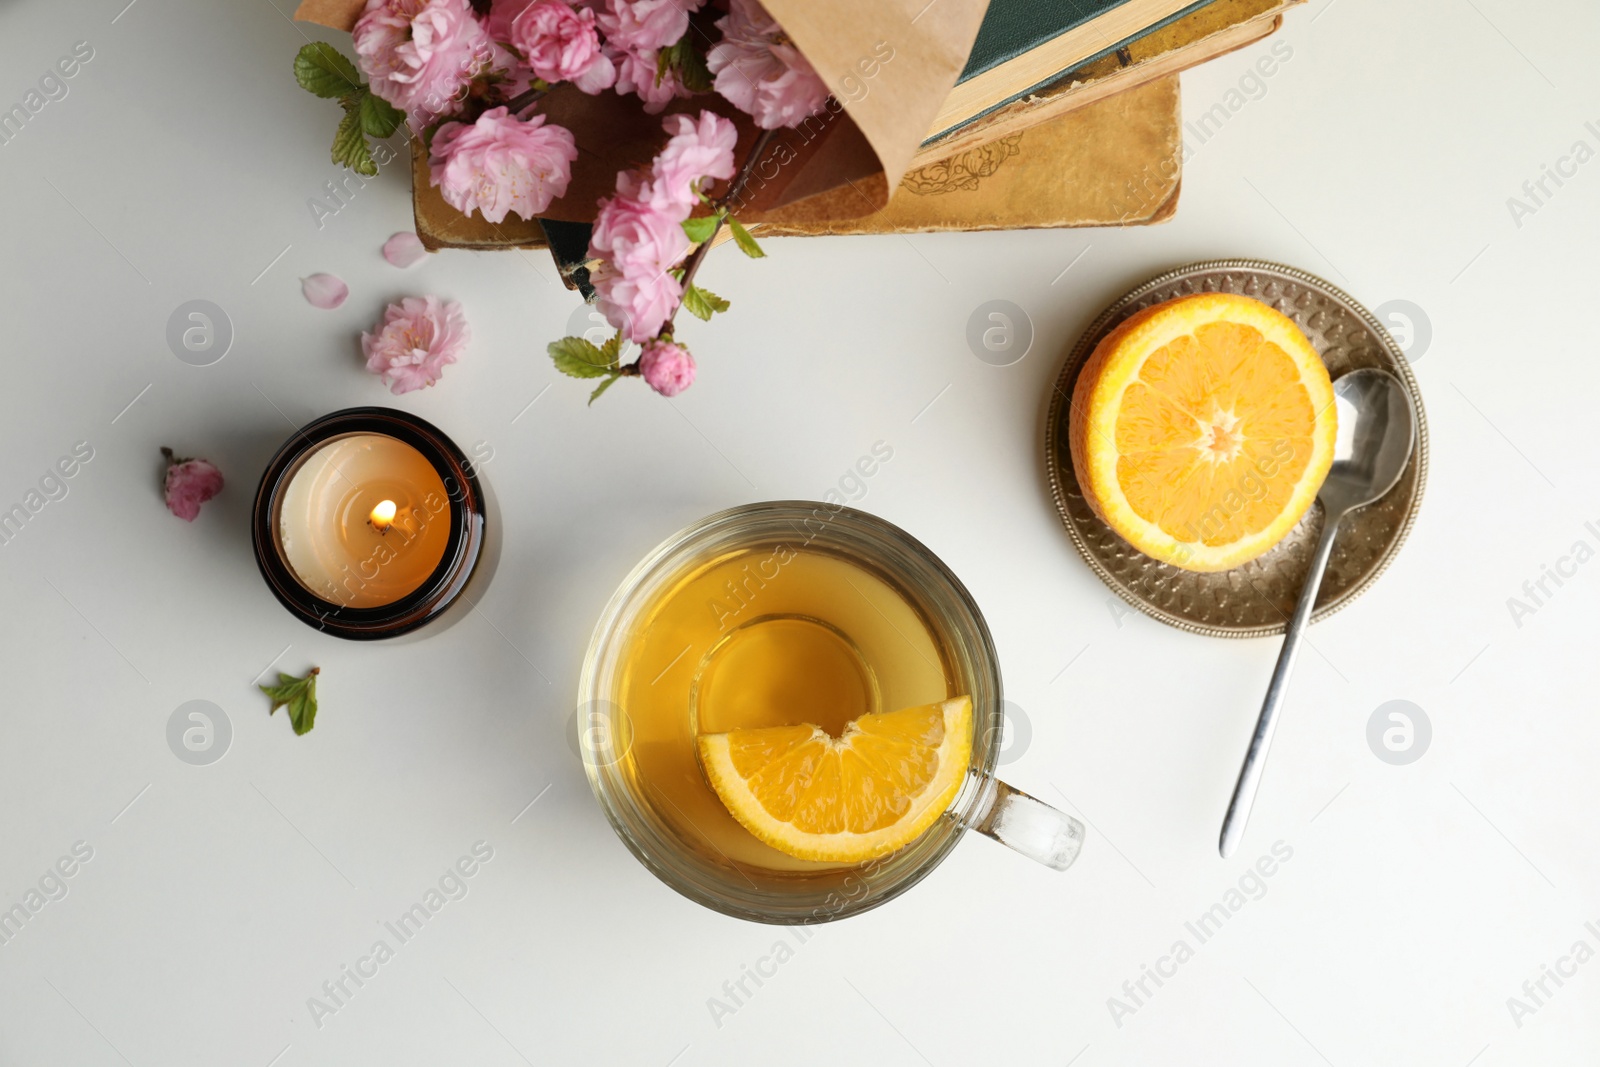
[[406, 0, 1288, 248], [917, 0, 1297, 162], [412, 74, 1183, 285]]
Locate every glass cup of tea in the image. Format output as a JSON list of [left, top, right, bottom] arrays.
[[577, 501, 1084, 923]]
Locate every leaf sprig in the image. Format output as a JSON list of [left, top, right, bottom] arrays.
[[679, 209, 766, 260], [548, 331, 627, 404], [294, 43, 403, 177], [681, 284, 729, 321], [259, 667, 320, 736]]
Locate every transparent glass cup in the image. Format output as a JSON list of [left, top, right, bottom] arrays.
[[578, 502, 1084, 923]]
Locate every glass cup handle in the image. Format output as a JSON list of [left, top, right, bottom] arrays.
[[963, 776, 1085, 871]]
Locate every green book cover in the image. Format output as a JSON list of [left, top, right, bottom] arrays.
[[962, 0, 1134, 81], [946, 0, 1217, 134]]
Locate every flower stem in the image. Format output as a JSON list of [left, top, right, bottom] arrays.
[[503, 86, 548, 114], [666, 128, 777, 331]]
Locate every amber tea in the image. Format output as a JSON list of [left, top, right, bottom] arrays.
[[613, 539, 960, 870]]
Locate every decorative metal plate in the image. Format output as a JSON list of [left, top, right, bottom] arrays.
[[1044, 260, 1429, 638]]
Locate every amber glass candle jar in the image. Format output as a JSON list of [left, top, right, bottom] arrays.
[[252, 408, 496, 640]]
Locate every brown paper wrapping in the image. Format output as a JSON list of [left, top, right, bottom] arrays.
[[292, 0, 365, 30], [293, 0, 988, 218], [760, 0, 989, 195]]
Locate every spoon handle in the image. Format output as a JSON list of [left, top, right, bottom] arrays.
[[1218, 511, 1343, 858]]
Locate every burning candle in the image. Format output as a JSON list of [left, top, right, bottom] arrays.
[[253, 409, 495, 639], [277, 434, 449, 608], [369, 499, 398, 533]]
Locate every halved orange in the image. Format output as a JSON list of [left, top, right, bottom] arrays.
[[698, 697, 972, 863], [1069, 293, 1337, 572]]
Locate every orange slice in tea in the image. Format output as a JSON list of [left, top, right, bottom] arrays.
[[698, 696, 973, 863], [1069, 292, 1337, 572]]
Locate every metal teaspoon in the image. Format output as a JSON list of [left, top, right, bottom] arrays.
[[1218, 367, 1417, 858]]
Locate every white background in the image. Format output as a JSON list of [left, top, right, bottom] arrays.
[[1, 0, 1597, 1063]]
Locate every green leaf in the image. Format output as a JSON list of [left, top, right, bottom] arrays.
[[259, 667, 320, 736], [680, 214, 720, 243], [332, 102, 378, 177], [727, 217, 766, 259], [295, 42, 363, 99], [658, 36, 713, 93], [358, 91, 404, 139], [549, 335, 613, 378], [681, 284, 730, 322], [588, 374, 622, 405], [697, 285, 731, 314], [598, 331, 623, 364]]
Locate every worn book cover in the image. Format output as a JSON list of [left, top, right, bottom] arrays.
[[754, 75, 1183, 236]]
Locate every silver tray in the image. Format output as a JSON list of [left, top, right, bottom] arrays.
[[1044, 260, 1429, 638]]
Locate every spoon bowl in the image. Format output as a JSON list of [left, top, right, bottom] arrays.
[[1322, 369, 1418, 516]]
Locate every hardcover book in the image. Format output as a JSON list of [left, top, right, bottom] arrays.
[[409, 77, 1184, 278]]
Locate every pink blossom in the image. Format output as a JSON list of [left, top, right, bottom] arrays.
[[637, 338, 696, 397], [597, 0, 703, 53], [353, 0, 493, 131], [651, 111, 736, 208], [429, 107, 578, 223], [611, 45, 691, 113], [589, 174, 690, 341], [361, 296, 470, 394], [301, 273, 349, 309], [707, 0, 828, 129], [506, 1, 616, 92], [161, 448, 224, 522]]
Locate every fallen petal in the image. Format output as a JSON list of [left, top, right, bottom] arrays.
[[301, 273, 349, 309], [383, 232, 428, 268]]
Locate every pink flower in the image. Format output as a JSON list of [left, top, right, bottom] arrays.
[[637, 338, 696, 397], [354, 0, 493, 131], [597, 0, 703, 53], [651, 111, 736, 208], [361, 296, 470, 394], [585, 112, 735, 343], [161, 448, 224, 522], [506, 0, 616, 92], [707, 0, 828, 129], [429, 108, 578, 223], [589, 174, 690, 341]]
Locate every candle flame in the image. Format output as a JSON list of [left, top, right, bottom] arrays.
[[369, 499, 397, 533]]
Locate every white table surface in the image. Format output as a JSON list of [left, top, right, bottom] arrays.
[[3, 0, 1598, 1063]]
